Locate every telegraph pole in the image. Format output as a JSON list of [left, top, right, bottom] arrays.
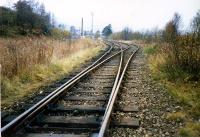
[[91, 12, 94, 35], [81, 17, 83, 37]]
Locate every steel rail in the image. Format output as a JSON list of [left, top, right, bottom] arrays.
[[102, 43, 123, 121], [98, 46, 139, 137], [1, 43, 112, 135], [1, 44, 127, 136]]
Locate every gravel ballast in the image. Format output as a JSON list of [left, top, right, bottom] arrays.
[[108, 49, 183, 137]]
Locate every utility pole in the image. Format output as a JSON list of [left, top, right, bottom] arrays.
[[91, 12, 94, 35], [81, 17, 84, 37]]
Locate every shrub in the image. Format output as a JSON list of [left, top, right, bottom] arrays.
[[143, 44, 159, 55], [160, 12, 200, 81], [50, 28, 70, 40]]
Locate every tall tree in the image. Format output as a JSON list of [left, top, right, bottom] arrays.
[[15, 0, 35, 34], [162, 13, 182, 64], [102, 24, 112, 37], [162, 13, 181, 43]]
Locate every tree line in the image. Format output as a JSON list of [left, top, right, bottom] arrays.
[[111, 28, 156, 41], [111, 11, 200, 44], [111, 11, 200, 78], [0, 0, 70, 39]]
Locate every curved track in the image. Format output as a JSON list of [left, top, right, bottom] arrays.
[[1, 41, 139, 137]]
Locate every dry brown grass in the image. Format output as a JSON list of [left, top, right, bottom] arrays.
[[0, 37, 104, 107], [0, 37, 98, 78]]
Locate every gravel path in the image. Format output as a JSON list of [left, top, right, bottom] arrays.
[[109, 49, 183, 137]]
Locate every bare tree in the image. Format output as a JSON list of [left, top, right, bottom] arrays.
[[162, 13, 182, 64]]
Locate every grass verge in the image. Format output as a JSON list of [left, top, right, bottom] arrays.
[[143, 44, 200, 137], [1, 38, 104, 108]]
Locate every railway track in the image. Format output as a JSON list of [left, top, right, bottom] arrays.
[[1, 41, 139, 137]]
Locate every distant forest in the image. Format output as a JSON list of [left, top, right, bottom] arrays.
[[0, 0, 54, 36], [111, 11, 200, 43], [0, 0, 71, 39]]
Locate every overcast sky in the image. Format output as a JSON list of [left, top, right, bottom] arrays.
[[1, 0, 200, 32]]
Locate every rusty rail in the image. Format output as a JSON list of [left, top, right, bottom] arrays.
[[1, 43, 127, 136], [98, 45, 139, 137]]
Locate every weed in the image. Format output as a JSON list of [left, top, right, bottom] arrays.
[[144, 41, 200, 136], [179, 123, 200, 137], [166, 111, 186, 122], [143, 44, 159, 55]]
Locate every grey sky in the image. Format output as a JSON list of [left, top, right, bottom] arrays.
[[1, 0, 200, 32]]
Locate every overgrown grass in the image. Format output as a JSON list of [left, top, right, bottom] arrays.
[[1, 37, 104, 107], [179, 123, 200, 137], [143, 44, 159, 55], [144, 44, 200, 136], [166, 111, 186, 122], [0, 37, 99, 77]]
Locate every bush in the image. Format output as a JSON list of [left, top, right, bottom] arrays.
[[143, 44, 159, 55], [160, 12, 200, 81], [50, 28, 70, 40], [177, 35, 200, 76], [159, 35, 200, 81]]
